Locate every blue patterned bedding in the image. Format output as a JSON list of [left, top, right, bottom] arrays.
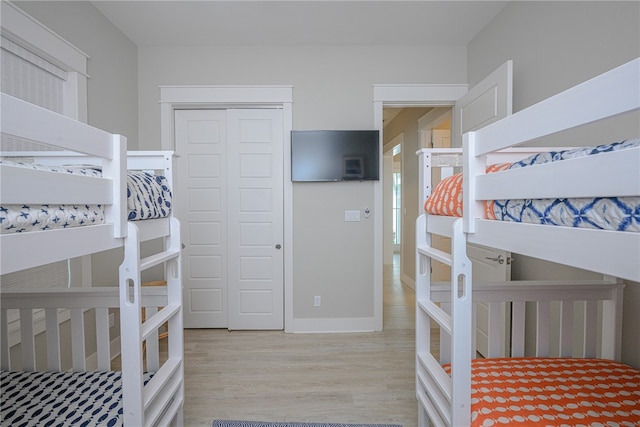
[[0, 160, 172, 234], [0, 370, 153, 427], [491, 139, 640, 232]]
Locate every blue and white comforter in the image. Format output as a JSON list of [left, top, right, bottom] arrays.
[[0, 160, 172, 234], [492, 139, 640, 232]]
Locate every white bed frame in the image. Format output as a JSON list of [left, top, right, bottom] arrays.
[[415, 57, 640, 426], [0, 93, 184, 426]]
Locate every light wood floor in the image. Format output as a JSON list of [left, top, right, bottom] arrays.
[[182, 257, 418, 426]]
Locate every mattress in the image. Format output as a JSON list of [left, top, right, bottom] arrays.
[[0, 370, 153, 427], [444, 358, 640, 427], [0, 160, 172, 234], [424, 139, 640, 232]]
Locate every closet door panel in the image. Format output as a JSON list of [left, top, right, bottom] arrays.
[[227, 109, 284, 330], [176, 110, 228, 328]]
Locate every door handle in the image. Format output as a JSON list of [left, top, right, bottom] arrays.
[[485, 255, 505, 264], [275, 244, 282, 249], [484, 255, 512, 265]]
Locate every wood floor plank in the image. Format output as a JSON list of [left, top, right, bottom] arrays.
[[182, 258, 418, 426]]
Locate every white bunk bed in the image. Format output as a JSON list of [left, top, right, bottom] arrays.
[[415, 58, 640, 426], [0, 93, 184, 426]]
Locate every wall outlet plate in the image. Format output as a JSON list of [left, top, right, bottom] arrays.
[[345, 210, 360, 222]]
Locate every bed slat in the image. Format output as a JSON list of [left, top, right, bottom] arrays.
[[95, 307, 111, 370], [71, 308, 85, 371], [559, 301, 574, 357], [583, 300, 598, 358], [511, 301, 526, 357], [1, 310, 9, 370], [486, 302, 504, 358], [535, 302, 550, 357], [19, 309, 35, 371], [45, 308, 61, 371]]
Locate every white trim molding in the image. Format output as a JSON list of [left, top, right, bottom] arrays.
[[373, 83, 468, 332], [373, 84, 467, 106], [1, 1, 89, 121]]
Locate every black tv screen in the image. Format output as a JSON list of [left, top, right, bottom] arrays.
[[291, 130, 380, 182]]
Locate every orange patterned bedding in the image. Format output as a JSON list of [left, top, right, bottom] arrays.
[[445, 358, 640, 426], [423, 163, 511, 218]]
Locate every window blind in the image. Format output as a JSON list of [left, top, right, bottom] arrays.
[[1, 35, 71, 289], [1, 35, 66, 113]]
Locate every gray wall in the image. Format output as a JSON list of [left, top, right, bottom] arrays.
[[467, 0, 640, 368], [14, 1, 639, 349], [137, 45, 466, 323], [14, 1, 138, 148]]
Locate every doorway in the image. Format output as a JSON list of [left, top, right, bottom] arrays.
[[373, 84, 468, 329], [381, 106, 448, 292]]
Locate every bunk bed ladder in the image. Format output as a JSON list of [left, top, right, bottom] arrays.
[[416, 215, 473, 427], [119, 217, 183, 427]]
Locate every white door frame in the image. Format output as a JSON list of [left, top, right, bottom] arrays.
[[373, 84, 467, 330], [159, 85, 294, 331]]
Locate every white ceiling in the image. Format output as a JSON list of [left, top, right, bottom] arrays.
[[90, 1, 509, 47]]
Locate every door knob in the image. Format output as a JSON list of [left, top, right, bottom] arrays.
[[275, 244, 282, 249], [485, 255, 505, 264]]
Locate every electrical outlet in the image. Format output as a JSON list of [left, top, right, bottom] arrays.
[[313, 296, 321, 307], [108, 313, 115, 328]]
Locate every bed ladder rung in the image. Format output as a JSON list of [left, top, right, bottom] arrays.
[[139, 249, 180, 271], [417, 245, 452, 266], [416, 352, 452, 426], [417, 351, 453, 402], [152, 392, 183, 427], [143, 357, 182, 410], [418, 299, 452, 335], [141, 303, 180, 341]]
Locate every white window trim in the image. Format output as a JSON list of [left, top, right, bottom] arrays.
[[1, 1, 89, 121]]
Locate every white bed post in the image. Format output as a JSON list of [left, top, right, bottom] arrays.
[[601, 281, 624, 360], [104, 134, 127, 238], [449, 219, 473, 427], [166, 216, 185, 426], [415, 213, 431, 427], [462, 132, 483, 234], [119, 222, 144, 426]]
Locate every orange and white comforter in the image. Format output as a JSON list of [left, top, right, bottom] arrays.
[[445, 358, 640, 426]]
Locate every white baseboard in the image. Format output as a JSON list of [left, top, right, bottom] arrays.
[[286, 316, 379, 333], [401, 272, 416, 290]]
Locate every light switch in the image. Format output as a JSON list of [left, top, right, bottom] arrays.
[[345, 210, 360, 222]]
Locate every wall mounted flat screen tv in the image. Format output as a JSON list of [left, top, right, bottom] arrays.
[[291, 130, 380, 182]]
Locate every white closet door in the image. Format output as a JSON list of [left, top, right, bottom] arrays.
[[227, 109, 284, 330], [175, 110, 228, 328]]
